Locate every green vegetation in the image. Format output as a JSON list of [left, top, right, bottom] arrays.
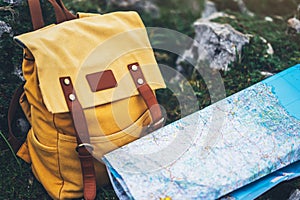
[[0, 0, 300, 199], [214, 11, 300, 95]]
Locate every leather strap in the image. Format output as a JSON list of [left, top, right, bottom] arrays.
[[28, 0, 45, 30], [59, 77, 96, 200], [48, 0, 76, 23], [128, 63, 165, 131], [7, 84, 25, 153], [53, 0, 76, 21], [28, 0, 76, 30]]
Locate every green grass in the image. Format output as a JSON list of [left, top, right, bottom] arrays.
[[0, 152, 118, 199], [1, 0, 300, 199]]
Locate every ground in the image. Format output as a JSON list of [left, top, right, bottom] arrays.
[[0, 0, 300, 199]]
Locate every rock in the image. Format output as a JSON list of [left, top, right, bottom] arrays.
[[3, 0, 22, 4], [176, 0, 250, 75], [13, 64, 25, 81], [266, 43, 274, 55], [211, 0, 254, 17], [259, 36, 274, 56], [11, 115, 30, 140], [287, 17, 300, 33], [0, 20, 12, 37], [107, 0, 160, 18], [16, 118, 30, 135], [264, 16, 273, 22], [288, 189, 300, 200], [202, 1, 218, 19], [260, 71, 274, 77], [176, 21, 250, 73], [201, 1, 236, 21], [233, 0, 254, 16]]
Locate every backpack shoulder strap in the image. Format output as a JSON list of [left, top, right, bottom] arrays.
[[51, 0, 76, 22], [28, 0, 76, 30], [60, 77, 96, 200], [7, 84, 25, 153], [27, 0, 44, 30]]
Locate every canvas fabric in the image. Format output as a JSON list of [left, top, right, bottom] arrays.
[[14, 11, 165, 199]]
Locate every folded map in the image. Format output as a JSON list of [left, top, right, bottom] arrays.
[[103, 64, 300, 200]]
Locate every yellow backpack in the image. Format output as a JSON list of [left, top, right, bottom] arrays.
[[7, 0, 165, 199]]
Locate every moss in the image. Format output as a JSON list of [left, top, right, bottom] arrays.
[[1, 0, 300, 199]]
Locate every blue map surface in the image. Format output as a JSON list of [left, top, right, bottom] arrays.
[[103, 64, 300, 200]]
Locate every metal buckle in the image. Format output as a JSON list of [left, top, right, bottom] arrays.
[[76, 143, 94, 152], [147, 117, 165, 132]]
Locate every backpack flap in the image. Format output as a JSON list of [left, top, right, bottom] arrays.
[[14, 11, 165, 114]]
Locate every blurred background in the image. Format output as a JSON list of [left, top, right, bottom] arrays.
[[0, 0, 300, 199]]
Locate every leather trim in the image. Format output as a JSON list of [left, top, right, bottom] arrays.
[[128, 62, 164, 127], [86, 70, 118, 92], [16, 12, 166, 113], [59, 76, 96, 200], [28, 0, 76, 30], [28, 0, 44, 30]]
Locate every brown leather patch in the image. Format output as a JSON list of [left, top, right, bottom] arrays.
[[86, 70, 117, 92]]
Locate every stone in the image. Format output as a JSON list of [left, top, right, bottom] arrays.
[[0, 20, 12, 37], [16, 118, 30, 136], [266, 43, 274, 55], [13, 64, 25, 81], [3, 0, 22, 4], [175, 0, 250, 75], [11, 115, 30, 139], [259, 36, 274, 56], [260, 71, 274, 77], [288, 189, 300, 200], [264, 16, 273, 22], [201, 1, 218, 19], [210, 0, 254, 16], [287, 17, 300, 33], [107, 0, 160, 18], [233, 0, 254, 16], [201, 1, 237, 22], [177, 21, 250, 73]]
